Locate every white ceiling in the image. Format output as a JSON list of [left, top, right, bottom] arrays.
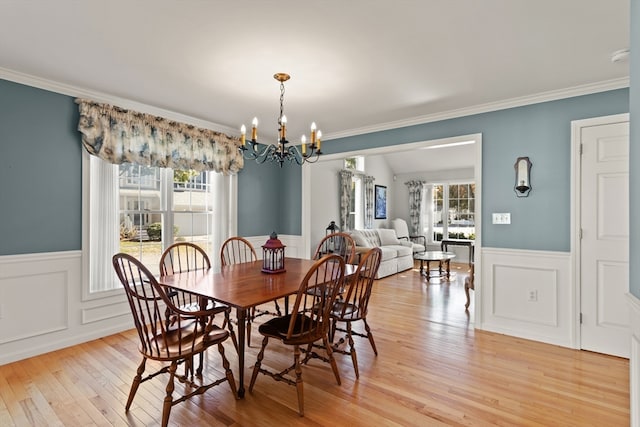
[[0, 1, 629, 173]]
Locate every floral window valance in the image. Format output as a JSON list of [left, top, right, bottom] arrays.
[[76, 98, 243, 174]]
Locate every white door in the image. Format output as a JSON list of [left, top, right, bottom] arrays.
[[580, 118, 629, 358]]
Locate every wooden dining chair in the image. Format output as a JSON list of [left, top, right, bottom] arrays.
[[112, 253, 237, 427], [313, 232, 356, 264], [249, 254, 346, 416], [220, 236, 258, 266], [159, 242, 238, 353], [329, 247, 382, 378], [220, 236, 281, 346]]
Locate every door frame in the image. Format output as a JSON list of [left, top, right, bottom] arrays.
[[302, 133, 483, 326], [570, 113, 630, 350]]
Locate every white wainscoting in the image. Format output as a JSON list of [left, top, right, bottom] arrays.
[[480, 247, 573, 348], [630, 292, 640, 427], [0, 251, 132, 365], [0, 235, 306, 365]]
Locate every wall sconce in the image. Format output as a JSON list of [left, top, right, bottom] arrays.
[[514, 156, 532, 197]]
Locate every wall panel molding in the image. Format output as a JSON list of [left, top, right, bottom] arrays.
[[480, 247, 572, 348], [0, 251, 131, 365]]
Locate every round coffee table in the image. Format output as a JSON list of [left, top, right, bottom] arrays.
[[414, 251, 456, 280]]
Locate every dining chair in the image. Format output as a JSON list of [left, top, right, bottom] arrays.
[[220, 236, 282, 346], [313, 232, 356, 264], [249, 254, 346, 416], [112, 253, 237, 427], [329, 247, 382, 378], [159, 242, 238, 354]]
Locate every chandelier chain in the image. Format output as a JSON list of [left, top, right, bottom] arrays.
[[279, 81, 285, 126]]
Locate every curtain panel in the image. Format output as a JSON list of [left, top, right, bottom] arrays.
[[405, 180, 426, 235], [364, 175, 375, 229], [76, 99, 244, 174], [339, 170, 353, 231]]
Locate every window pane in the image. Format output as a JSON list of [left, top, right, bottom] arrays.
[[449, 184, 457, 199], [459, 184, 468, 199]]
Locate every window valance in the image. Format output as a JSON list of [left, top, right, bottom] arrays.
[[76, 99, 243, 174]]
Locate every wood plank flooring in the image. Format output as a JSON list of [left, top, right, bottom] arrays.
[[0, 262, 629, 426]]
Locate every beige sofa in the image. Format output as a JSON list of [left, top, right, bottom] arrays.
[[349, 229, 415, 279]]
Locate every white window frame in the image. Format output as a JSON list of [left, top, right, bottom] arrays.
[[81, 151, 237, 301]]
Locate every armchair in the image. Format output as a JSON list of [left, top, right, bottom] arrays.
[[391, 218, 426, 253]]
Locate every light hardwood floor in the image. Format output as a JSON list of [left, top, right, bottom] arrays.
[[0, 263, 630, 426]]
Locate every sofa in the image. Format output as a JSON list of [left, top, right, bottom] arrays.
[[349, 229, 416, 279]]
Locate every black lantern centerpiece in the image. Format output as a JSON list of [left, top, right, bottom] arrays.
[[325, 220, 340, 253], [262, 231, 286, 274]]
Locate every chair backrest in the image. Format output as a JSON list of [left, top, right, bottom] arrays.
[[286, 254, 346, 343], [313, 232, 356, 265], [220, 236, 257, 267], [338, 247, 382, 320], [159, 242, 211, 275], [391, 218, 410, 239], [113, 253, 209, 360]]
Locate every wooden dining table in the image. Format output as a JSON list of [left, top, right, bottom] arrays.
[[157, 257, 357, 397]]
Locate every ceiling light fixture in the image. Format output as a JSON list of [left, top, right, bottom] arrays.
[[239, 73, 323, 167]]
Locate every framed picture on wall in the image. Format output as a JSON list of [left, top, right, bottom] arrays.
[[375, 185, 387, 219]]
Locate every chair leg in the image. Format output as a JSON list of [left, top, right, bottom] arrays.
[[126, 357, 146, 411], [322, 335, 341, 386], [274, 300, 282, 316], [161, 361, 178, 427], [217, 342, 238, 398], [249, 336, 269, 392], [346, 322, 359, 378], [363, 319, 378, 356], [329, 318, 336, 343], [465, 283, 473, 309], [293, 344, 304, 416]]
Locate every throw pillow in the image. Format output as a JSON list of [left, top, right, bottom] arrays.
[[350, 230, 372, 247], [378, 228, 400, 246]]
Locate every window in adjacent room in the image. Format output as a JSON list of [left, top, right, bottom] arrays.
[[426, 182, 475, 243]]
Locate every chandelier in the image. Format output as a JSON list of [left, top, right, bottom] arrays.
[[239, 73, 322, 167]]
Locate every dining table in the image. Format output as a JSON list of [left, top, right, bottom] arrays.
[[157, 256, 357, 397]]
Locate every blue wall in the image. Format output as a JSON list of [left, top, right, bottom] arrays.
[[257, 89, 630, 251], [0, 79, 81, 255], [630, 0, 639, 298], [0, 78, 631, 257]]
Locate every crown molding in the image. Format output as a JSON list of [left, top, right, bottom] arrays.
[[0, 67, 238, 135], [1, 67, 628, 141], [323, 77, 630, 140]]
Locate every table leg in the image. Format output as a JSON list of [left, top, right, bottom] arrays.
[[419, 259, 425, 276], [236, 307, 246, 398]]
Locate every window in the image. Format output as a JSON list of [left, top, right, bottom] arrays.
[[426, 182, 475, 242], [344, 156, 365, 172], [84, 154, 229, 295], [348, 175, 363, 230]]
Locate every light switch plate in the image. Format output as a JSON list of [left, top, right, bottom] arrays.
[[492, 213, 511, 224]]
